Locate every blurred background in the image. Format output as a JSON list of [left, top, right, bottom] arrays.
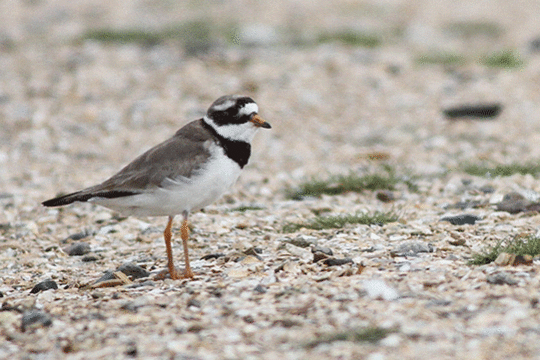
[[2, 0, 540, 197]]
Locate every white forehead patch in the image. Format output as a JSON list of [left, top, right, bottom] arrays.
[[239, 103, 258, 117], [211, 100, 236, 112]]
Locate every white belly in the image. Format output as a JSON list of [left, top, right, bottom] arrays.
[[92, 152, 242, 217]]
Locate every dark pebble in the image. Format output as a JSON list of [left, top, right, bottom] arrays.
[[323, 258, 353, 266], [30, 279, 58, 294], [187, 298, 201, 308], [312, 246, 333, 256], [376, 190, 395, 202], [448, 201, 483, 210], [117, 263, 150, 280], [253, 284, 267, 294], [496, 192, 530, 214], [95, 271, 116, 284], [440, 214, 481, 225], [282, 237, 316, 248], [313, 251, 330, 263], [243, 247, 263, 260], [125, 342, 137, 357], [443, 103, 502, 119], [65, 242, 91, 256], [530, 37, 540, 52], [479, 185, 495, 194], [21, 311, 53, 332], [81, 254, 99, 262], [187, 324, 204, 333], [120, 301, 140, 313], [64, 230, 92, 241], [126, 281, 156, 289], [0, 291, 4, 297], [487, 273, 518, 285], [200, 253, 225, 260]]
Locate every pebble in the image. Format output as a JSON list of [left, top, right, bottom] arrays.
[[442, 103, 502, 119], [323, 258, 353, 266], [253, 284, 267, 294], [376, 190, 395, 202], [63, 229, 92, 241], [117, 263, 150, 280], [81, 253, 99, 262], [30, 279, 58, 294], [312, 246, 333, 256], [392, 241, 434, 256], [313, 251, 329, 263], [65, 242, 91, 256], [21, 311, 53, 332], [487, 272, 518, 285], [440, 214, 481, 225], [496, 192, 530, 214]]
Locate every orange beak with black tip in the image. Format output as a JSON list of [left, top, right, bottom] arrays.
[[250, 114, 271, 129]]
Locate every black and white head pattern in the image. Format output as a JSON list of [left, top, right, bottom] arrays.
[[204, 95, 263, 143]]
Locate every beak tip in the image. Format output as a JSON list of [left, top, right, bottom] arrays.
[[262, 122, 272, 129]]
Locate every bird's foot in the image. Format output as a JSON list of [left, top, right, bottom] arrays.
[[154, 267, 194, 280]]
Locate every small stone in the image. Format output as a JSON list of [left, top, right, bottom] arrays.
[[479, 185, 495, 194], [312, 246, 333, 256], [65, 242, 91, 256], [117, 263, 150, 280], [81, 254, 99, 262], [448, 238, 466, 246], [323, 258, 353, 266], [201, 253, 225, 260], [487, 272, 518, 285], [442, 103, 502, 119], [64, 230, 92, 241], [376, 190, 395, 202], [125, 342, 137, 357], [392, 241, 434, 256], [497, 192, 530, 214], [126, 281, 156, 289], [21, 311, 53, 332], [494, 252, 516, 266], [313, 251, 329, 263], [440, 214, 481, 225], [282, 237, 317, 248], [187, 298, 201, 308], [243, 247, 263, 260], [95, 271, 116, 284], [253, 284, 267, 293], [30, 279, 58, 294]]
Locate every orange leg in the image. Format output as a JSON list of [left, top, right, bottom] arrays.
[[181, 215, 194, 279], [164, 216, 181, 280]]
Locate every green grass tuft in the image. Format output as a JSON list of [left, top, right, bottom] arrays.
[[317, 30, 381, 47], [445, 21, 504, 39], [415, 52, 465, 66], [229, 205, 265, 212], [83, 29, 162, 45], [283, 211, 398, 232], [482, 50, 523, 68], [305, 327, 394, 348], [463, 162, 540, 177], [286, 169, 401, 200], [468, 236, 540, 265], [82, 20, 216, 54]]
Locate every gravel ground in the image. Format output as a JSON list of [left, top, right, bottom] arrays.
[[3, 1, 540, 359]]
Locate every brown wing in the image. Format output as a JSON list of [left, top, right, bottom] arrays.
[[43, 120, 215, 207]]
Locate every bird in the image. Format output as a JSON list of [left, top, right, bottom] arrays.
[[42, 95, 271, 280]]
